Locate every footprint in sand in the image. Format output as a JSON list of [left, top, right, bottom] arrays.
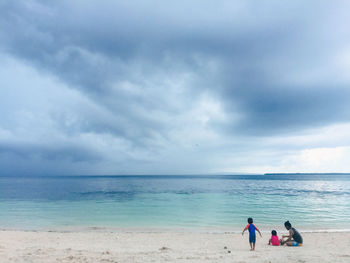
[[159, 246, 170, 251], [66, 255, 74, 260]]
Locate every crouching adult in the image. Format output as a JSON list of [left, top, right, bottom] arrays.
[[280, 221, 303, 246]]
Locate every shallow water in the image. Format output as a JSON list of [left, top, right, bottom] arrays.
[[1, 175, 350, 231]]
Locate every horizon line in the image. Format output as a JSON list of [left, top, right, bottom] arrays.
[[1, 173, 350, 177]]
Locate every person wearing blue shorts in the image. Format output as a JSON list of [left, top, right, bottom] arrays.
[[242, 217, 262, 251]]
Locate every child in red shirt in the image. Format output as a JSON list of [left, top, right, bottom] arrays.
[[268, 230, 280, 246]]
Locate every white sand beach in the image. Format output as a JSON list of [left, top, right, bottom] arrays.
[[0, 230, 349, 262]]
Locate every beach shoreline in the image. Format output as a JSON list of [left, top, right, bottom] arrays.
[[2, 225, 350, 234], [1, 230, 350, 262]]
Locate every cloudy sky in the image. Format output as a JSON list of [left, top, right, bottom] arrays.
[[1, 0, 350, 175]]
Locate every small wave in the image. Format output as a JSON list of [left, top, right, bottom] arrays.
[[79, 191, 134, 196], [77, 191, 136, 201], [77, 189, 350, 196], [274, 189, 350, 196]]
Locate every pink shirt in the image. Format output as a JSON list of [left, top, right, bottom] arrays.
[[271, 235, 280, 246]]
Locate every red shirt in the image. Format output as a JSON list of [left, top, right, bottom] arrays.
[[271, 235, 280, 246]]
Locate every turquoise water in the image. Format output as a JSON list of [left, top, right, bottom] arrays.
[[1, 175, 350, 231]]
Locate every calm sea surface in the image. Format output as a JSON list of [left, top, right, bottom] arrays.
[[1, 175, 350, 231]]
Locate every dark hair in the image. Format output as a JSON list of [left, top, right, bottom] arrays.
[[271, 230, 277, 236], [284, 220, 292, 229], [247, 217, 253, 224]]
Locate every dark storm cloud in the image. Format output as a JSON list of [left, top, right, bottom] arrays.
[[221, 82, 350, 135], [1, 0, 349, 137], [1, 0, 350, 174], [0, 141, 101, 162]]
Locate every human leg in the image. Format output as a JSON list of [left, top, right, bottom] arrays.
[[249, 234, 256, 250], [285, 241, 302, 246]]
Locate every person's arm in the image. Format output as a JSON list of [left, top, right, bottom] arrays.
[[268, 238, 271, 245], [254, 225, 262, 237], [242, 225, 248, 236], [281, 229, 293, 245]]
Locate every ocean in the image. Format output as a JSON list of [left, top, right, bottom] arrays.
[[1, 174, 350, 232]]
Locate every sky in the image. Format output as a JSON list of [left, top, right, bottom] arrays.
[[1, 0, 350, 175]]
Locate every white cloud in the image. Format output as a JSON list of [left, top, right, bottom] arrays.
[[277, 146, 350, 173]]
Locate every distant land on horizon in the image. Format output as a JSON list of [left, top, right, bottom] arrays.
[[264, 173, 350, 175]]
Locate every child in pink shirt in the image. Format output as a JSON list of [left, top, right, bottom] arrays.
[[268, 230, 280, 246]]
